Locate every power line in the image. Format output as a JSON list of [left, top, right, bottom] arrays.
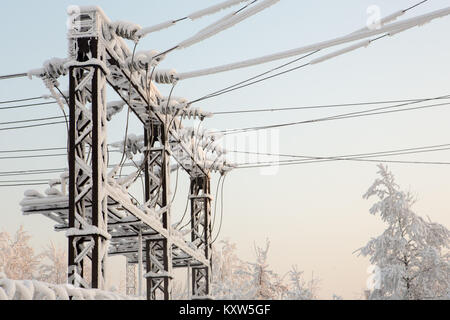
[[0, 101, 57, 111], [235, 157, 450, 169], [190, 50, 320, 104], [0, 147, 66, 154], [0, 168, 66, 177], [234, 147, 450, 167], [230, 143, 450, 160], [0, 153, 66, 160], [212, 96, 450, 115], [0, 179, 50, 184], [219, 99, 450, 135], [0, 182, 49, 187], [178, 1, 445, 82], [135, 0, 254, 38], [0, 73, 28, 81], [233, 146, 450, 166], [187, 1, 433, 104], [0, 115, 65, 126], [405, 0, 429, 12], [0, 120, 67, 131], [0, 96, 46, 105], [211, 174, 226, 244]]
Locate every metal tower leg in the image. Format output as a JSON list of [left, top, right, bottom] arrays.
[[190, 175, 212, 298], [144, 124, 172, 300], [68, 36, 109, 289], [126, 260, 137, 296]]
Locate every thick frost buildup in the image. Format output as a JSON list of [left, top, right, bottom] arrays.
[[357, 165, 450, 300], [135, 0, 251, 38], [110, 21, 142, 41], [309, 40, 371, 65], [177, 6, 450, 79], [0, 274, 138, 300], [179, 0, 280, 49], [188, 0, 252, 21]]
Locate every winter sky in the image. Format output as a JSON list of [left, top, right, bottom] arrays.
[[1, 0, 450, 299]]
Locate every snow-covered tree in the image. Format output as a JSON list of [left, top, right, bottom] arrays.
[[37, 242, 67, 284], [357, 165, 450, 300], [284, 266, 318, 300], [0, 226, 41, 280], [238, 239, 286, 300], [211, 239, 252, 299], [211, 239, 318, 300]]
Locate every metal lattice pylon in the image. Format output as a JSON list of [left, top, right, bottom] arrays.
[[68, 34, 109, 289], [190, 176, 212, 297], [20, 6, 233, 300]]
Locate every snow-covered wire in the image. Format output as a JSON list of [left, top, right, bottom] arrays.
[[177, 6, 450, 80], [178, 0, 279, 50], [135, 0, 253, 38]]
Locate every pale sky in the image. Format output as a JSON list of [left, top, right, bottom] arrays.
[[1, 0, 450, 299]]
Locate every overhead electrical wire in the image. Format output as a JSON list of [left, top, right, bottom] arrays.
[[151, 0, 278, 58], [2, 144, 450, 185], [230, 143, 450, 160], [135, 0, 254, 38], [212, 96, 450, 115], [0, 147, 66, 154], [0, 120, 67, 131], [233, 146, 450, 166], [0, 182, 49, 187], [178, 2, 447, 81], [218, 98, 450, 135], [0, 101, 57, 111], [211, 174, 227, 244], [189, 50, 320, 104], [0, 73, 28, 81], [235, 158, 450, 169], [0, 153, 67, 160], [0, 115, 65, 126], [0, 96, 48, 105]]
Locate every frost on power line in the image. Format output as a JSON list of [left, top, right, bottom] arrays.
[[176, 6, 450, 80], [178, 0, 280, 50], [187, 0, 252, 20], [309, 40, 371, 65], [135, 0, 252, 38]]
